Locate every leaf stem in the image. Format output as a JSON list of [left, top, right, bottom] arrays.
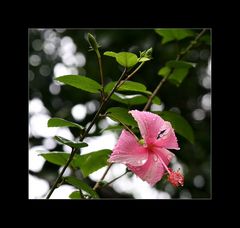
[[93, 163, 113, 190], [143, 29, 207, 111], [46, 148, 75, 199], [100, 169, 129, 189], [116, 62, 145, 90], [97, 55, 105, 99]]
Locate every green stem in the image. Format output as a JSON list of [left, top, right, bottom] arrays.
[[116, 62, 145, 90], [93, 163, 113, 190], [97, 55, 105, 99], [100, 170, 129, 189], [143, 29, 207, 111], [46, 148, 75, 199], [46, 69, 127, 199]]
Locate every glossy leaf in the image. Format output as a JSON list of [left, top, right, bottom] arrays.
[[116, 52, 138, 68], [65, 176, 99, 198], [55, 75, 101, 93], [39, 152, 79, 169], [155, 111, 195, 144], [54, 136, 88, 149], [110, 93, 149, 105], [48, 118, 83, 130], [106, 107, 137, 127], [155, 29, 195, 44], [109, 91, 160, 106], [76, 149, 112, 177], [69, 191, 81, 199], [104, 51, 118, 57], [105, 81, 150, 95]]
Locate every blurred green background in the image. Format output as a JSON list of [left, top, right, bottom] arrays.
[[28, 28, 211, 199]]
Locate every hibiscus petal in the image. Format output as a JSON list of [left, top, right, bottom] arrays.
[[129, 110, 165, 145], [108, 130, 148, 166], [155, 121, 180, 150], [127, 152, 166, 186], [153, 147, 175, 167]]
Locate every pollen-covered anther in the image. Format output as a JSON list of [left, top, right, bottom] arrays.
[[167, 168, 184, 187]]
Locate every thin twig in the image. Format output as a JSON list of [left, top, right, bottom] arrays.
[[97, 55, 105, 100], [46, 148, 75, 199], [100, 170, 129, 189], [116, 62, 145, 90], [93, 163, 113, 190]]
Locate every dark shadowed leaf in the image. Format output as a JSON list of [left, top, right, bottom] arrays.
[[155, 111, 195, 144], [48, 118, 83, 130], [155, 29, 195, 44], [166, 60, 196, 68], [106, 107, 137, 127], [55, 75, 101, 93], [54, 136, 88, 148], [75, 149, 112, 177], [158, 60, 196, 86], [65, 176, 99, 198]]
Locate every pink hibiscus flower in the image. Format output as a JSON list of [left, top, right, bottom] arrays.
[[108, 110, 184, 187]]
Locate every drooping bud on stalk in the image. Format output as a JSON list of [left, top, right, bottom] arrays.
[[87, 33, 100, 58]]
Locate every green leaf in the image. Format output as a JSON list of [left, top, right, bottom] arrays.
[[110, 93, 148, 106], [39, 152, 79, 169], [168, 68, 189, 86], [158, 66, 171, 77], [55, 75, 101, 93], [104, 51, 118, 58], [69, 191, 82, 199], [105, 81, 150, 95], [158, 60, 196, 86], [152, 96, 161, 105], [48, 118, 83, 130], [116, 52, 138, 68], [199, 34, 211, 45], [166, 60, 196, 68], [54, 136, 88, 149], [65, 176, 99, 198], [101, 125, 124, 133], [76, 149, 112, 177], [106, 107, 137, 127], [155, 111, 195, 144], [155, 29, 195, 44], [138, 57, 151, 62]]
